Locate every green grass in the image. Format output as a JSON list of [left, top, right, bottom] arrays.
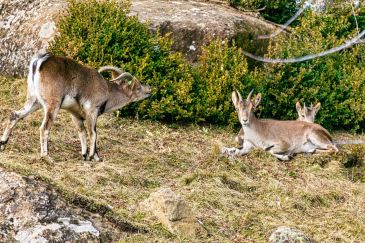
[[0, 76, 365, 242]]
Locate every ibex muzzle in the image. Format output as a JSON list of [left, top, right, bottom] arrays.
[[0, 53, 151, 161]]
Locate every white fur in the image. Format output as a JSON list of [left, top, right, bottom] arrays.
[[83, 100, 92, 110], [61, 95, 78, 108], [31, 54, 51, 108]]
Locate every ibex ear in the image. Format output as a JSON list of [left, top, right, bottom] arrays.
[[253, 93, 261, 110], [296, 101, 302, 113], [314, 102, 321, 113], [232, 90, 242, 108]]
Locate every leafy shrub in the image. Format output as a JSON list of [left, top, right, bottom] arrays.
[[248, 10, 365, 132], [193, 40, 248, 124]]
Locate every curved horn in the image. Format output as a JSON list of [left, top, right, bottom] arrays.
[[236, 90, 243, 102], [310, 102, 313, 109], [247, 89, 254, 101], [98, 66, 124, 75], [111, 72, 134, 83], [304, 102, 306, 109]]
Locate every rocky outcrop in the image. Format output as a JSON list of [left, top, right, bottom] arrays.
[[0, 0, 66, 77], [0, 0, 278, 77], [269, 226, 315, 243], [0, 168, 122, 242], [140, 187, 201, 238]]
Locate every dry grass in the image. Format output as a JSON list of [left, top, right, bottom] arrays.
[[0, 76, 365, 242]]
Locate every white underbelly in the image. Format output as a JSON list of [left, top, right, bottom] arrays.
[[61, 95, 78, 109]]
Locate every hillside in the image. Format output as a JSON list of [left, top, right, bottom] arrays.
[[0, 76, 364, 241]]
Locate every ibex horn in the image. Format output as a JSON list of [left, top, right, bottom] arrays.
[[111, 72, 134, 83], [98, 66, 124, 75], [247, 89, 254, 101], [236, 90, 243, 102]]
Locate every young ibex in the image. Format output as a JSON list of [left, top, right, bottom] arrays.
[[222, 90, 337, 161], [0, 53, 151, 161], [235, 101, 321, 145], [296, 101, 321, 123]]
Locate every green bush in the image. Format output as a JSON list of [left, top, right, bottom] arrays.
[[50, 0, 195, 122], [248, 10, 365, 132], [193, 40, 248, 124]]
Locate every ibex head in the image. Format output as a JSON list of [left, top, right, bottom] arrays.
[[112, 72, 151, 102], [99, 66, 151, 102], [232, 90, 261, 126], [296, 101, 321, 123]]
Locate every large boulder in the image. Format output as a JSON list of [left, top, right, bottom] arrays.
[[0, 167, 121, 242], [130, 0, 278, 62], [0, 0, 279, 77]]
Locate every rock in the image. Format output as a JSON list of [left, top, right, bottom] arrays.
[[0, 167, 122, 242], [140, 187, 200, 237], [0, 0, 279, 77], [0, 0, 66, 77], [269, 226, 316, 243], [130, 0, 278, 62]]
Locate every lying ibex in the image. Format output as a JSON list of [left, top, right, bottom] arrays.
[[222, 90, 337, 161], [235, 101, 321, 145], [0, 53, 151, 161]]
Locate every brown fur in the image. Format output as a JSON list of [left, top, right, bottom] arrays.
[[222, 90, 338, 160], [0, 53, 151, 161]]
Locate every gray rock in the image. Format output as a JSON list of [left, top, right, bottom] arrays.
[[0, 168, 121, 242], [269, 226, 316, 243], [130, 0, 278, 62]]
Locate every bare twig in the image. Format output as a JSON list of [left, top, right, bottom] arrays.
[[237, 6, 266, 12], [242, 29, 365, 63]]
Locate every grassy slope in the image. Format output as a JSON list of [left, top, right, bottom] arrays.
[[0, 76, 364, 242]]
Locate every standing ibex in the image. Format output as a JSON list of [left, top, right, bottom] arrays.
[[222, 90, 337, 160], [235, 100, 321, 145], [0, 53, 151, 161]]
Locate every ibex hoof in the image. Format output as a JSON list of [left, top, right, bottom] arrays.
[[89, 154, 101, 162], [0, 140, 8, 151], [40, 152, 48, 157], [221, 146, 236, 156], [41, 155, 54, 163], [82, 154, 89, 161], [221, 146, 229, 155]]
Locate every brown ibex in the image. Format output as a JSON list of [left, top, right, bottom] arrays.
[[0, 53, 151, 161], [222, 90, 337, 161]]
